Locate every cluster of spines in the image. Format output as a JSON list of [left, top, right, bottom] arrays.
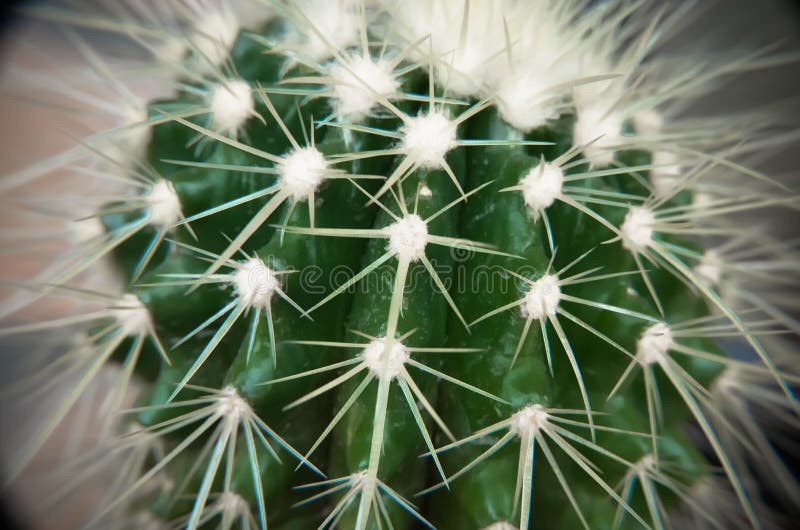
[[1, 2, 799, 530]]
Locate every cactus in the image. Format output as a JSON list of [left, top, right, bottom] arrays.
[[1, 1, 799, 529]]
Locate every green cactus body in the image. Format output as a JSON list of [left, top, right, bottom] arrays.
[[2, 2, 799, 530]]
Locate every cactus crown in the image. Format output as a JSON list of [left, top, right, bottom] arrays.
[[2, 1, 799, 530]]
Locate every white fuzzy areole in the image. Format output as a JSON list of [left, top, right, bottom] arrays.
[[621, 206, 655, 253], [692, 189, 714, 212], [233, 258, 279, 308], [573, 104, 625, 166], [650, 151, 682, 198], [218, 492, 249, 517], [482, 523, 519, 530], [215, 385, 252, 421], [496, 72, 560, 133], [694, 250, 722, 288], [132, 512, 171, 530], [521, 162, 564, 215], [361, 339, 409, 381], [387, 214, 428, 262], [114, 294, 151, 337], [156, 35, 189, 66], [191, 7, 240, 68], [633, 109, 664, 136], [401, 111, 458, 168], [103, 104, 150, 166], [636, 322, 673, 365], [349, 470, 369, 488], [210, 80, 254, 133], [712, 366, 741, 398], [279, 147, 328, 199], [69, 217, 105, 245], [147, 180, 182, 228], [119, 103, 151, 156], [636, 454, 657, 473], [510, 404, 549, 436], [329, 54, 399, 121], [522, 274, 561, 320]]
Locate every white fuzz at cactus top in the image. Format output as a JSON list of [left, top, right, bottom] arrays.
[[522, 274, 561, 320], [293, 0, 360, 61], [190, 6, 240, 68], [509, 404, 550, 437], [496, 72, 561, 133], [361, 339, 410, 381], [636, 322, 674, 365], [329, 54, 400, 121], [621, 206, 656, 253], [390, 0, 497, 97], [400, 111, 458, 168], [521, 162, 564, 215], [233, 258, 279, 308], [279, 147, 329, 199], [113, 294, 151, 337], [387, 214, 428, 262], [209, 80, 254, 133], [147, 180, 182, 227], [214, 385, 253, 421]]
